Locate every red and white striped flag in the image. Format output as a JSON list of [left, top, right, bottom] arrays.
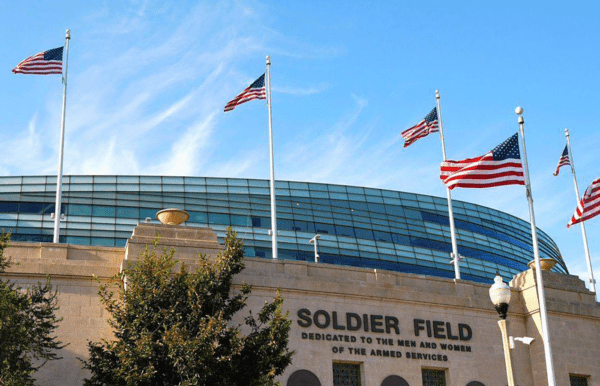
[[12, 46, 63, 75], [224, 74, 266, 112], [401, 107, 439, 148], [567, 177, 600, 228], [553, 145, 570, 176], [440, 133, 525, 190]]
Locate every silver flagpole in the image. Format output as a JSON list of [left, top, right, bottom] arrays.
[[266, 55, 278, 259], [565, 128, 596, 294], [436, 90, 461, 280], [516, 107, 556, 385], [53, 29, 70, 243]]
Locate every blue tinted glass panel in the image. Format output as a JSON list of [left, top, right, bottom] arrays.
[[93, 205, 116, 217], [314, 223, 334, 234], [188, 211, 207, 223], [116, 206, 139, 218], [68, 204, 92, 216], [355, 228, 374, 240], [20, 203, 45, 214], [335, 225, 355, 238], [139, 208, 158, 220], [91, 237, 115, 247], [373, 231, 392, 242], [293, 220, 314, 233], [404, 209, 422, 220], [66, 236, 90, 245], [208, 213, 230, 225], [277, 219, 295, 231], [0, 202, 19, 213], [231, 215, 251, 226]]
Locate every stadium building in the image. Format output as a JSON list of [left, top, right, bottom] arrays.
[[2, 175, 598, 386]]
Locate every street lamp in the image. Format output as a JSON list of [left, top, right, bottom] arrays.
[[309, 234, 320, 263], [489, 274, 515, 386]]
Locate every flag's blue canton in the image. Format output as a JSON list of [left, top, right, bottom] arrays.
[[44, 47, 63, 61], [560, 145, 569, 157], [492, 133, 520, 161], [424, 108, 438, 123], [249, 74, 265, 89]]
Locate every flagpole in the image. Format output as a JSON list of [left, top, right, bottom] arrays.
[[516, 107, 556, 386], [266, 55, 278, 259], [436, 90, 461, 280], [565, 128, 596, 294], [53, 29, 70, 244]]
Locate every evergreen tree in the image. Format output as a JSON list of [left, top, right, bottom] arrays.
[[0, 232, 65, 385], [82, 228, 293, 386]]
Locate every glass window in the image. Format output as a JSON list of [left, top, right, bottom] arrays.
[[335, 225, 355, 238], [332, 362, 361, 386], [116, 184, 139, 192], [308, 183, 327, 191], [116, 206, 139, 219], [21, 184, 46, 192], [315, 223, 334, 235], [163, 184, 184, 192], [347, 186, 364, 194], [330, 192, 349, 200], [310, 190, 329, 199], [355, 228, 374, 240], [249, 187, 269, 195], [276, 218, 295, 231], [288, 181, 308, 190], [227, 215, 248, 226], [19, 202, 46, 214], [139, 208, 158, 220], [570, 375, 589, 386], [228, 186, 249, 194], [163, 176, 183, 184], [91, 237, 115, 247], [0, 184, 21, 193], [93, 205, 116, 217], [208, 213, 230, 225], [373, 230, 392, 243], [66, 236, 90, 245], [292, 220, 313, 233], [94, 176, 116, 184], [23, 176, 46, 184], [117, 176, 139, 183], [422, 369, 446, 386], [68, 204, 92, 216], [0, 202, 19, 213], [367, 203, 385, 213]]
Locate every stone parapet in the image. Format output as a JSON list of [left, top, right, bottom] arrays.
[[4, 242, 123, 278]]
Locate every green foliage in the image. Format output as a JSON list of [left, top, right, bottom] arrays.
[[82, 228, 293, 386], [0, 232, 65, 385]]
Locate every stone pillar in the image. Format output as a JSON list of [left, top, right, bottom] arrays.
[[124, 223, 223, 266], [511, 268, 600, 385]]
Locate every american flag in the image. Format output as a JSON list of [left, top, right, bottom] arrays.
[[401, 107, 439, 148], [12, 47, 63, 75], [568, 177, 600, 228], [440, 133, 525, 190], [224, 74, 266, 112], [553, 145, 570, 176]]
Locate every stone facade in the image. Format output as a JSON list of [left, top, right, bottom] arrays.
[[2, 224, 599, 385]]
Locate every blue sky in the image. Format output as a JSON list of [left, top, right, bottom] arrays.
[[1, 0, 599, 286]]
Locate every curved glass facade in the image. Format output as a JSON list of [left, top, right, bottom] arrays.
[[0, 175, 567, 283]]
